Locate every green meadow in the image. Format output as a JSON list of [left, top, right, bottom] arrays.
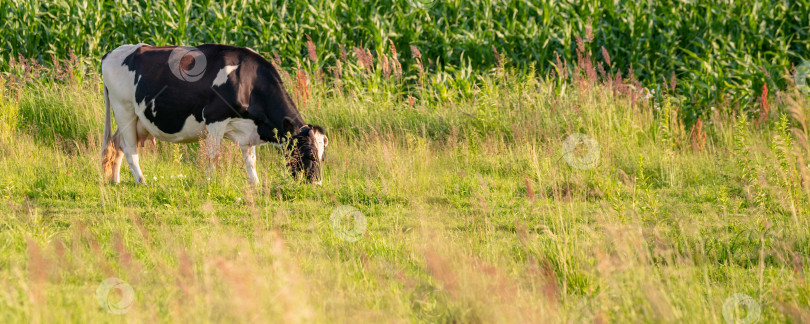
[[1, 0, 810, 323], [1, 50, 809, 322]]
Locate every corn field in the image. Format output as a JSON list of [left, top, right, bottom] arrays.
[[1, 0, 809, 120]]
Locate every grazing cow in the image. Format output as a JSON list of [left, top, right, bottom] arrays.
[[100, 44, 327, 185]]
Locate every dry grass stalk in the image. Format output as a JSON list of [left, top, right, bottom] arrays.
[[601, 46, 611, 68], [690, 118, 706, 152], [758, 83, 770, 125], [294, 65, 310, 109], [338, 44, 347, 62], [305, 34, 317, 63], [411, 45, 424, 79]]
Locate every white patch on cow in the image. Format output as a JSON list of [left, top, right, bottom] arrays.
[[312, 130, 327, 161], [102, 44, 146, 113], [149, 98, 158, 117], [205, 120, 230, 143], [222, 118, 263, 146], [212, 65, 239, 87]]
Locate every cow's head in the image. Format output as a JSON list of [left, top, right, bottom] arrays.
[[285, 124, 328, 184]]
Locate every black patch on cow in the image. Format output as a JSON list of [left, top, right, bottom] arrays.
[[117, 44, 305, 141]]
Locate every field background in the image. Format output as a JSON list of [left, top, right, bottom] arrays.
[[1, 0, 810, 323], [2, 0, 810, 121]]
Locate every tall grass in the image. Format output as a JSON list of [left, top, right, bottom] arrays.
[[1, 0, 809, 121], [0, 40, 809, 322]]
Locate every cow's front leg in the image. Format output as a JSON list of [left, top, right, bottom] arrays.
[[241, 145, 258, 185], [205, 134, 220, 164], [204, 126, 224, 180]]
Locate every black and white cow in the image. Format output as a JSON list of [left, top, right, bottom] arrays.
[[101, 44, 327, 184]]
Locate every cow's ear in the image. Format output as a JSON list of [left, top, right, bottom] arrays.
[[298, 124, 312, 136], [283, 117, 297, 136]]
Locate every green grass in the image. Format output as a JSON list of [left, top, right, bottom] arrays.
[[0, 52, 809, 322], [1, 0, 809, 120]]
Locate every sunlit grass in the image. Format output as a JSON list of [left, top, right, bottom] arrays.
[[0, 54, 809, 322]]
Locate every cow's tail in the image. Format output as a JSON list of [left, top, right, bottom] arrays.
[[100, 86, 121, 181]]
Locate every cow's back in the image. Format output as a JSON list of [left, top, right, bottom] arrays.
[[102, 44, 241, 142], [101, 43, 304, 145]]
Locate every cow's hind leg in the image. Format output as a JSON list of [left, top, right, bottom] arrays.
[[101, 130, 125, 183], [109, 131, 125, 183]]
